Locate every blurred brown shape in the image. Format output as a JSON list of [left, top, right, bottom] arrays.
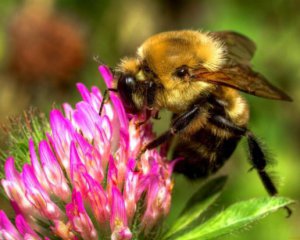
[[7, 3, 86, 87]]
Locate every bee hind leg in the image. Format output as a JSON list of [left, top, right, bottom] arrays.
[[211, 115, 292, 217]]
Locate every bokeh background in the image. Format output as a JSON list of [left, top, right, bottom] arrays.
[[0, 0, 299, 239]]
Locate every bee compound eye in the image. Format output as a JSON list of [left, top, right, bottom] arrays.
[[175, 66, 189, 78], [118, 74, 136, 90], [125, 76, 136, 87], [117, 74, 139, 113]]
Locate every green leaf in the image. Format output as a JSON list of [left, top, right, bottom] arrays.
[[173, 197, 293, 240], [163, 176, 227, 239], [0, 108, 49, 197]]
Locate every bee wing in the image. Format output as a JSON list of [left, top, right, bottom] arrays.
[[210, 31, 256, 66], [192, 65, 292, 101]]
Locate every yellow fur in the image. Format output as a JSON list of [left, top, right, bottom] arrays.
[[227, 95, 249, 126], [206, 123, 234, 139], [137, 30, 226, 72], [215, 87, 249, 126], [155, 81, 215, 113], [117, 57, 139, 75], [181, 111, 210, 137], [196, 146, 217, 162]]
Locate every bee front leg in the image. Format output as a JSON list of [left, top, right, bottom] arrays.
[[135, 108, 155, 128], [136, 131, 173, 160], [210, 115, 292, 217], [99, 88, 118, 115], [136, 105, 200, 160]]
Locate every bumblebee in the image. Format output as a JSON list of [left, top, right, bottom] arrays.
[[110, 30, 291, 212]]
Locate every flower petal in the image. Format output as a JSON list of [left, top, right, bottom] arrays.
[[49, 109, 74, 172], [0, 211, 22, 240], [1, 158, 32, 214], [110, 186, 132, 240], [98, 65, 114, 88], [22, 164, 62, 220], [84, 174, 110, 225], [39, 140, 71, 201], [76, 83, 92, 103], [66, 191, 98, 240], [51, 220, 76, 240], [29, 139, 50, 192], [74, 132, 103, 183], [73, 102, 100, 141], [15, 215, 40, 239]]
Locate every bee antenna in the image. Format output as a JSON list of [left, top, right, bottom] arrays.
[[93, 55, 105, 65], [93, 55, 116, 76]]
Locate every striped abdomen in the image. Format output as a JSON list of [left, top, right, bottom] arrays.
[[172, 89, 248, 179], [173, 122, 242, 179]]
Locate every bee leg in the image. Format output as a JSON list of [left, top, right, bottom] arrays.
[[99, 88, 118, 115], [136, 131, 173, 160], [136, 105, 200, 159], [211, 115, 292, 217], [135, 109, 152, 128], [246, 131, 292, 217], [152, 109, 161, 120]]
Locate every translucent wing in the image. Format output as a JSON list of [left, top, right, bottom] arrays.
[[210, 31, 256, 66], [192, 65, 292, 101]]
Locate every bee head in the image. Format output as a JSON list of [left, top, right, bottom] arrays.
[[132, 30, 225, 111], [116, 57, 157, 114]]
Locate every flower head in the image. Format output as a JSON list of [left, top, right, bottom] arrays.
[[0, 66, 174, 239]]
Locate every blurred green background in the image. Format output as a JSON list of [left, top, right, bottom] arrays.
[[0, 0, 299, 239]]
